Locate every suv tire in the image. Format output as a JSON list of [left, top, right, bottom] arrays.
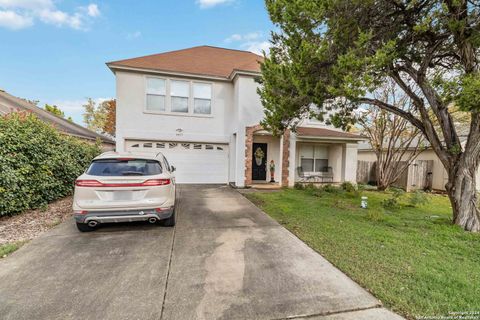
[[160, 208, 176, 227], [76, 222, 96, 232]]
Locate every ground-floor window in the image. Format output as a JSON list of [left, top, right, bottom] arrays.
[[299, 145, 329, 172]]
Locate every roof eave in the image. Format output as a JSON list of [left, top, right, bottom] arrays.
[[107, 64, 233, 82], [296, 135, 366, 142], [61, 132, 115, 144], [229, 69, 262, 80]]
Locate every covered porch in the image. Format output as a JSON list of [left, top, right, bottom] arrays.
[[243, 125, 363, 188], [293, 142, 352, 184], [288, 127, 364, 186], [246, 128, 284, 185]]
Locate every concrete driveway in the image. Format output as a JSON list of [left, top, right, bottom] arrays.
[[0, 185, 403, 320]]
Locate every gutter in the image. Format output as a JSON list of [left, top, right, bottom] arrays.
[[296, 135, 366, 142], [106, 64, 262, 82], [106, 64, 233, 82]]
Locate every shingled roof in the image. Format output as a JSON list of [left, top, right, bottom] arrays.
[[107, 46, 263, 79], [0, 90, 114, 145], [296, 127, 364, 140]]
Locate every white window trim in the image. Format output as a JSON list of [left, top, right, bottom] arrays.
[[192, 81, 213, 115], [144, 76, 214, 118], [298, 143, 329, 173], [145, 77, 167, 112]]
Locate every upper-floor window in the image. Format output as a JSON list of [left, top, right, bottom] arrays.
[[146, 78, 166, 112], [193, 83, 211, 114], [145, 77, 212, 115], [171, 80, 189, 113]]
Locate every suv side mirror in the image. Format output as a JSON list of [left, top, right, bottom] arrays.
[[171, 166, 176, 172]]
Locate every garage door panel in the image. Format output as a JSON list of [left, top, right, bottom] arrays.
[[125, 140, 228, 184]]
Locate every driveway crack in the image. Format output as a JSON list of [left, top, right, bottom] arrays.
[[269, 305, 383, 320], [159, 189, 180, 320]]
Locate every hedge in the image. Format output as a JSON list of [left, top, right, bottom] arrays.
[[0, 112, 101, 216]]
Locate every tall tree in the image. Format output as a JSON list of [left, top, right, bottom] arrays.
[[358, 82, 425, 190], [259, 0, 480, 231], [82, 98, 116, 136], [44, 104, 73, 122], [102, 99, 116, 137]]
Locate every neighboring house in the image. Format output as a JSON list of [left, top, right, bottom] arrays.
[[358, 136, 480, 191], [107, 46, 363, 186], [0, 89, 115, 150]]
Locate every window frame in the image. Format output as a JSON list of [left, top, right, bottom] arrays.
[[299, 144, 329, 173], [145, 77, 167, 112], [143, 76, 213, 117], [170, 79, 190, 113], [192, 82, 212, 115]]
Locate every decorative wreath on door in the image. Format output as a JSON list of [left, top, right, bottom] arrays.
[[254, 147, 265, 166]]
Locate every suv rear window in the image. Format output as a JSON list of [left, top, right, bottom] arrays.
[[87, 159, 162, 176]]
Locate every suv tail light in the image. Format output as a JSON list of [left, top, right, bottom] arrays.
[[142, 179, 171, 186], [75, 179, 170, 187], [75, 180, 103, 187]]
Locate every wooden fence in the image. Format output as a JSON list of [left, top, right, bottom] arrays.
[[357, 161, 376, 184], [357, 160, 434, 191]]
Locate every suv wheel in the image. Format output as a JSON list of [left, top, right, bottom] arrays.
[[76, 222, 97, 232], [160, 208, 176, 227]]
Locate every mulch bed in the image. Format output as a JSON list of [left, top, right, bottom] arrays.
[[0, 196, 73, 245]]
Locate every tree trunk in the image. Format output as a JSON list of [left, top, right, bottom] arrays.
[[377, 183, 388, 191], [445, 164, 480, 232], [376, 162, 388, 191]]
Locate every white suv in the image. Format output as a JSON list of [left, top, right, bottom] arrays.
[[73, 152, 176, 232]]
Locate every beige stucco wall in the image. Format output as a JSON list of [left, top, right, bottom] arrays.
[[343, 143, 358, 183], [328, 144, 343, 182], [231, 75, 266, 186], [115, 71, 235, 149]]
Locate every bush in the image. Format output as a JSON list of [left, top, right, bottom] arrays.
[[294, 182, 305, 190], [0, 113, 101, 216], [381, 187, 405, 210], [340, 181, 356, 192], [408, 190, 430, 207], [321, 184, 342, 194]]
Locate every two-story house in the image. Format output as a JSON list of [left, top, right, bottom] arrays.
[[107, 46, 363, 187]]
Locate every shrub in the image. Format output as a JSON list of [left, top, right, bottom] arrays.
[[357, 183, 366, 192], [294, 182, 305, 190], [381, 187, 405, 210], [340, 181, 356, 192], [304, 183, 316, 191], [321, 184, 342, 193], [360, 184, 377, 191], [381, 197, 399, 210], [408, 190, 430, 207], [0, 113, 101, 216]]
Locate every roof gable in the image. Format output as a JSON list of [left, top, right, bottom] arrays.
[[107, 46, 264, 79]]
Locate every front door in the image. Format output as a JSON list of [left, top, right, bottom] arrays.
[[252, 143, 267, 181]]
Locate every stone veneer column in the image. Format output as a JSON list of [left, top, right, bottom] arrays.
[[281, 129, 290, 186]]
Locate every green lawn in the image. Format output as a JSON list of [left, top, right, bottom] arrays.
[[0, 241, 26, 258], [245, 188, 480, 319]]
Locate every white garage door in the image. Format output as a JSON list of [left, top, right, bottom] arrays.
[[125, 140, 229, 184]]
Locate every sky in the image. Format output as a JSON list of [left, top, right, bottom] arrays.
[[0, 0, 274, 124]]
